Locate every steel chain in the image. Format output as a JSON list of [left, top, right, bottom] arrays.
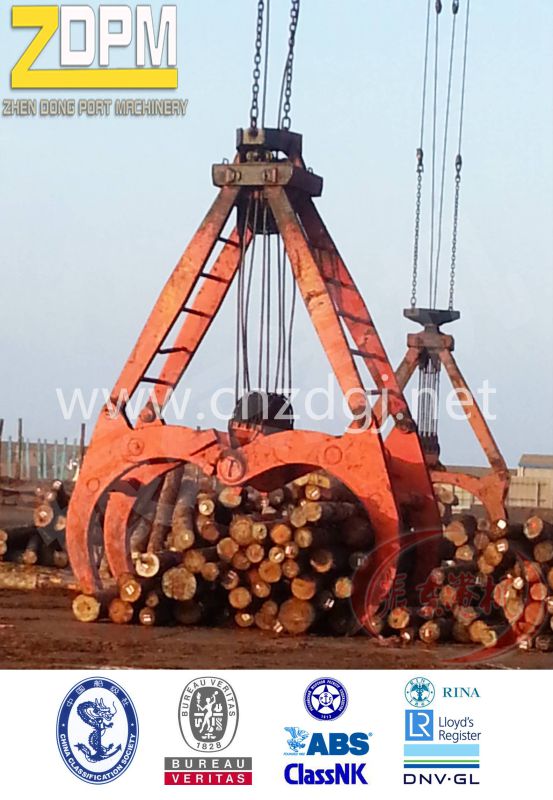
[[448, 154, 462, 309], [281, 0, 300, 130], [250, 0, 265, 130], [411, 148, 424, 308]]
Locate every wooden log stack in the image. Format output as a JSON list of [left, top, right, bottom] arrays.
[[2, 467, 553, 652], [68, 465, 553, 649], [384, 511, 553, 652], [0, 479, 70, 576], [72, 469, 374, 635]]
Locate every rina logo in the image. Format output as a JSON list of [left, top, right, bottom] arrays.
[[11, 4, 178, 89], [179, 677, 238, 753], [405, 677, 435, 708], [56, 677, 138, 784]]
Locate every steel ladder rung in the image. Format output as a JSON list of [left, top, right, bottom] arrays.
[[142, 376, 173, 386], [182, 307, 213, 318], [158, 346, 192, 355], [200, 271, 230, 284]]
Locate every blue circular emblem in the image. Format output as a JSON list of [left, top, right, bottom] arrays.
[[405, 677, 435, 708], [304, 677, 348, 721], [56, 677, 139, 784]]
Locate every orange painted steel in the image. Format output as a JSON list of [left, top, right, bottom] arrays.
[[394, 327, 510, 523], [103, 462, 177, 578], [296, 197, 442, 588], [108, 187, 241, 410], [66, 128, 443, 628]]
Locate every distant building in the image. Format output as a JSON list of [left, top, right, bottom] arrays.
[[517, 454, 553, 475], [441, 454, 553, 511], [512, 454, 553, 509]]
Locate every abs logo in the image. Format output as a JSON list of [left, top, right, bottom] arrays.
[[405, 677, 435, 708], [283, 730, 371, 786], [284, 729, 371, 757], [56, 677, 138, 784], [405, 710, 434, 741], [304, 677, 348, 721], [11, 4, 178, 89]]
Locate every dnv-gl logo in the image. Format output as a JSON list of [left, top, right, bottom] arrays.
[[405, 710, 434, 741]]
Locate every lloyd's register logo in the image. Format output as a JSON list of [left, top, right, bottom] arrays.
[[56, 677, 138, 784], [165, 677, 252, 786], [11, 4, 178, 89]]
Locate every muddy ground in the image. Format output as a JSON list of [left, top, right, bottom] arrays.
[[0, 590, 551, 670]]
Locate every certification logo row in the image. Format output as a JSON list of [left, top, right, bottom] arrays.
[[403, 676, 481, 786], [55, 674, 480, 787], [56, 675, 251, 786]]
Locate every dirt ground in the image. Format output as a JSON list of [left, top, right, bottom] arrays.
[[0, 590, 551, 670]]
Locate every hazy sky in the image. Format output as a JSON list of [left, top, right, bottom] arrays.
[[1, 0, 552, 467]]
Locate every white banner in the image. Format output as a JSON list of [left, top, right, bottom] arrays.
[[1, 669, 543, 797]]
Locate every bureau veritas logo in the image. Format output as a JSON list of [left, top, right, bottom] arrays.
[[179, 676, 238, 752], [165, 677, 252, 786]]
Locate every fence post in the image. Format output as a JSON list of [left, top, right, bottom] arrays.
[[7, 437, 13, 479], [0, 418, 4, 478], [16, 418, 23, 481], [24, 438, 30, 480]]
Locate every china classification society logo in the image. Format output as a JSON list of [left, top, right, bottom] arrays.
[[404, 677, 435, 708], [304, 677, 348, 721], [56, 677, 138, 784]]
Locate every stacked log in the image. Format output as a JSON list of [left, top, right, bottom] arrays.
[[73, 470, 374, 635], [0, 479, 69, 571], [3, 468, 553, 652], [69, 464, 553, 647], [384, 510, 553, 652]]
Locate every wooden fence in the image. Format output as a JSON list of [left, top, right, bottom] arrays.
[[0, 419, 86, 482]]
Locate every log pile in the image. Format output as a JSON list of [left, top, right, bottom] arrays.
[[2, 468, 553, 652], [0, 479, 69, 571], [72, 470, 374, 635], [67, 465, 553, 651], [384, 511, 553, 651]]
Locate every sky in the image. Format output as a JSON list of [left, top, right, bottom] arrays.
[[0, 0, 552, 467]]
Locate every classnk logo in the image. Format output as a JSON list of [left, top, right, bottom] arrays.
[[283, 731, 371, 786], [11, 5, 178, 89], [285, 763, 367, 786]]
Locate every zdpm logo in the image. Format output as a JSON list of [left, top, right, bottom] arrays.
[[11, 4, 178, 89]]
